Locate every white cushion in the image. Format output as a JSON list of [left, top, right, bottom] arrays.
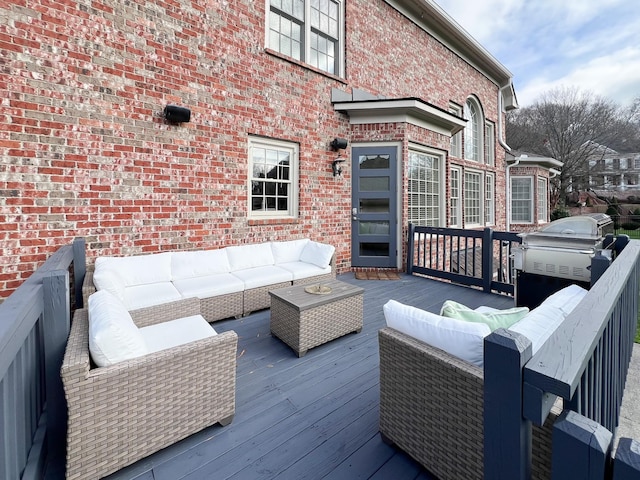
[[173, 273, 245, 298], [277, 261, 332, 280], [226, 243, 275, 271], [383, 299, 491, 367], [94, 253, 173, 288], [231, 266, 292, 289], [88, 290, 148, 367], [91, 264, 126, 300], [139, 314, 217, 353], [171, 249, 231, 280], [123, 282, 183, 311], [271, 239, 310, 264], [508, 284, 588, 354], [299, 241, 335, 269]]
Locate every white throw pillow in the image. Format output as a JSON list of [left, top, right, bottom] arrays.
[[88, 290, 148, 367], [299, 241, 335, 269], [383, 299, 491, 367]]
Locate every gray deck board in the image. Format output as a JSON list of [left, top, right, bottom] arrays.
[[93, 273, 515, 480]]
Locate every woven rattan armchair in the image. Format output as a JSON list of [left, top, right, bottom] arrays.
[[62, 298, 238, 480], [378, 327, 558, 480]]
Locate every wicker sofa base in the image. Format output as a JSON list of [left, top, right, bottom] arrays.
[[62, 306, 238, 480], [379, 327, 558, 480]]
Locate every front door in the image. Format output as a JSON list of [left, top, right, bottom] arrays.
[[351, 146, 398, 267]]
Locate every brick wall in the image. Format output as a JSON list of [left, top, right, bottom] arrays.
[[0, 0, 507, 298]]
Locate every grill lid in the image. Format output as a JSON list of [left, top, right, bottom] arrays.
[[518, 213, 612, 249]]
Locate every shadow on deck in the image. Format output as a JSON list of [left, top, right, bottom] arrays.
[[66, 273, 515, 480]]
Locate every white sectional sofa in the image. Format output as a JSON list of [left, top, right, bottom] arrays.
[[83, 239, 335, 322]]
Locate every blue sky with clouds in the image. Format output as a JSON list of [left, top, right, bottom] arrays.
[[434, 0, 640, 108]]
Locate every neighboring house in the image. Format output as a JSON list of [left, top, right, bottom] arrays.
[[506, 152, 563, 233], [0, 0, 518, 298], [587, 151, 640, 192]]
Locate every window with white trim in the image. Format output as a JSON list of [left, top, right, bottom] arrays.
[[464, 170, 482, 226], [248, 137, 298, 219], [511, 177, 533, 223], [449, 103, 462, 158], [268, 0, 343, 76], [408, 148, 443, 227], [537, 177, 548, 222], [464, 98, 483, 162], [484, 121, 495, 166], [485, 173, 494, 226], [450, 166, 462, 227]]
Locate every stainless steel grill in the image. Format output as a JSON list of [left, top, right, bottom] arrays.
[[514, 213, 613, 282]]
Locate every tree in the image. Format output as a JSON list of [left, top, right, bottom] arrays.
[[506, 87, 636, 209]]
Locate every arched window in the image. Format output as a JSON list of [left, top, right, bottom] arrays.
[[464, 98, 483, 162]]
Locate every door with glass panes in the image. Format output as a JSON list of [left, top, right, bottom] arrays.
[[351, 146, 398, 267]]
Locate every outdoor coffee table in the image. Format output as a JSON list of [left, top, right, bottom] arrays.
[[269, 279, 364, 357]]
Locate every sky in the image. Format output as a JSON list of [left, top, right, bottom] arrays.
[[434, 0, 640, 108]]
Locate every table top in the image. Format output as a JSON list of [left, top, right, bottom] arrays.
[[269, 279, 364, 312]]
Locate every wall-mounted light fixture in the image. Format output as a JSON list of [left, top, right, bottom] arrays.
[[163, 105, 191, 124], [330, 137, 348, 176]]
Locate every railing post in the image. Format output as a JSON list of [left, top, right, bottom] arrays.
[[482, 227, 493, 292], [552, 410, 611, 479], [613, 438, 640, 479], [73, 237, 86, 308], [42, 269, 71, 463], [484, 329, 533, 480], [406, 223, 415, 275]]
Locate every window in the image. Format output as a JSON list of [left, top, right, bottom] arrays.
[[511, 177, 533, 223], [464, 171, 482, 226], [464, 98, 483, 162], [484, 121, 495, 166], [485, 173, 494, 225], [450, 166, 462, 227], [248, 137, 298, 219], [408, 148, 443, 227], [537, 177, 548, 222], [449, 104, 462, 158], [268, 0, 343, 76]]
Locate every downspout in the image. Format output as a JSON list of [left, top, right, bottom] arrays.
[[506, 157, 520, 232], [499, 85, 514, 231]]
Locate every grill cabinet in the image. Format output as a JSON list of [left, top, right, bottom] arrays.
[[513, 214, 613, 308]]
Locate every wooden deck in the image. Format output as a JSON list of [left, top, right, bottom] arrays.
[[71, 273, 515, 480]]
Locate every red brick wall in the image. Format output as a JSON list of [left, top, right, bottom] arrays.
[[0, 0, 507, 298]]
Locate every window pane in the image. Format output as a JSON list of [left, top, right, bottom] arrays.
[[360, 176, 389, 191], [360, 243, 389, 257], [464, 172, 481, 225], [360, 198, 389, 213], [359, 154, 389, 169], [359, 221, 389, 235]]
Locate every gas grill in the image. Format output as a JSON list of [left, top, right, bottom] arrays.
[[513, 213, 613, 308]]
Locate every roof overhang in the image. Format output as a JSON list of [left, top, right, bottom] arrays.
[[333, 97, 466, 136], [385, 0, 514, 89], [507, 155, 564, 170]]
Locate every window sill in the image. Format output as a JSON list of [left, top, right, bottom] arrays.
[[264, 48, 347, 84], [248, 217, 299, 227]]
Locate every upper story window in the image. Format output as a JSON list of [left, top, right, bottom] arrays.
[[464, 98, 483, 162], [268, 0, 343, 76], [484, 121, 495, 166], [449, 103, 462, 158], [248, 136, 299, 219]]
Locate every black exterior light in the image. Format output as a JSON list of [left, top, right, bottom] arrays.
[[330, 138, 348, 176], [163, 105, 191, 124]]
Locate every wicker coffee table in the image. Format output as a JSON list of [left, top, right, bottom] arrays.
[[269, 279, 364, 357]]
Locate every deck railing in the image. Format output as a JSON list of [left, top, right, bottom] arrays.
[[0, 238, 85, 480], [484, 239, 640, 479], [406, 224, 521, 295]]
